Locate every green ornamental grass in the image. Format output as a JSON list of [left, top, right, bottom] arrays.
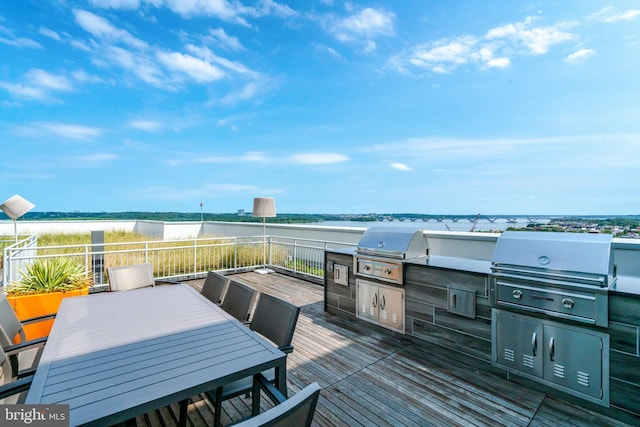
[[7, 258, 93, 296]]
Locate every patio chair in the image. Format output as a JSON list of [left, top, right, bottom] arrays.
[[107, 263, 179, 291], [201, 271, 229, 306], [0, 346, 34, 404], [0, 293, 50, 373], [220, 280, 257, 323], [234, 374, 320, 427], [208, 293, 301, 426]]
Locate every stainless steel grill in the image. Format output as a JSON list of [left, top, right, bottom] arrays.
[[354, 226, 428, 284], [353, 226, 428, 334], [491, 231, 615, 327]]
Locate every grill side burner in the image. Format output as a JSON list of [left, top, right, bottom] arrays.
[[491, 231, 615, 327]]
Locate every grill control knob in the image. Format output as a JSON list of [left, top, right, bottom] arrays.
[[384, 268, 392, 275], [562, 298, 575, 309], [512, 290, 523, 299]]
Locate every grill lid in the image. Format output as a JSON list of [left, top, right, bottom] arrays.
[[356, 226, 428, 259], [491, 231, 615, 285]]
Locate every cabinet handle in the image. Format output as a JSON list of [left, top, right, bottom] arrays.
[[548, 337, 555, 362], [372, 293, 378, 308], [450, 292, 457, 308], [531, 332, 538, 357], [380, 295, 386, 310]]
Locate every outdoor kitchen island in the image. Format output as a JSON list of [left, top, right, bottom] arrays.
[[324, 232, 640, 424]]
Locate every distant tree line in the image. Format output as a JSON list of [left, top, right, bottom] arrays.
[[2, 211, 348, 224]]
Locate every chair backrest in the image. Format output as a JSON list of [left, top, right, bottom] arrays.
[[0, 346, 26, 404], [200, 271, 229, 305], [0, 294, 25, 347], [221, 280, 256, 322], [250, 294, 300, 349], [233, 382, 321, 427], [107, 263, 155, 291]]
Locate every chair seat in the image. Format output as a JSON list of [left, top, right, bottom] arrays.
[[17, 346, 42, 372], [207, 369, 275, 403]]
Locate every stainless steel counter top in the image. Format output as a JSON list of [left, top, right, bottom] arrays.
[[611, 275, 640, 297]]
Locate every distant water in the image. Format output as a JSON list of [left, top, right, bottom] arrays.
[[307, 218, 551, 232]]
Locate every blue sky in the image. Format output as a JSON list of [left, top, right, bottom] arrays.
[[1, 1, 639, 215]]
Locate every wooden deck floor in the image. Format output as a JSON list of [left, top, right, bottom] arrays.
[[134, 272, 637, 427]]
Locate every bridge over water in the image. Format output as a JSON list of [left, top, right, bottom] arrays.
[[375, 215, 557, 224]]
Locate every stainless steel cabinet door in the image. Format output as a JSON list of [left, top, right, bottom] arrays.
[[379, 286, 404, 330], [543, 324, 604, 400], [493, 310, 544, 378], [356, 279, 378, 322]]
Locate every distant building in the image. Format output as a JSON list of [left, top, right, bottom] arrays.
[[237, 209, 245, 216]]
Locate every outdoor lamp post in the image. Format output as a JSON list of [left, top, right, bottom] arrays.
[[252, 197, 276, 274], [0, 194, 35, 242]]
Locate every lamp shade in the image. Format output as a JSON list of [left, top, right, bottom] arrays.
[[0, 194, 35, 220], [252, 197, 276, 218]]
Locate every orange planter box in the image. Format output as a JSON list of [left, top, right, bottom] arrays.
[[7, 287, 89, 342]]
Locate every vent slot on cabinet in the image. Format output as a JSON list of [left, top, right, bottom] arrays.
[[577, 371, 590, 387], [504, 348, 515, 362], [523, 354, 535, 369], [553, 364, 566, 379]]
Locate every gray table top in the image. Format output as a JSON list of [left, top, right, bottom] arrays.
[[25, 284, 285, 426]]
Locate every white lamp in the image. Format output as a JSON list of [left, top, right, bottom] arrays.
[[0, 194, 35, 242], [252, 197, 276, 274]]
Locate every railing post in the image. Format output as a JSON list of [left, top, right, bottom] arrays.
[[193, 239, 198, 275], [234, 237, 238, 271], [293, 239, 298, 273]]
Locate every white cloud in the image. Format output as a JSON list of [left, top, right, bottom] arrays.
[[104, 45, 168, 87], [185, 44, 254, 75], [254, 0, 298, 19], [72, 69, 108, 84], [391, 163, 413, 171], [90, 0, 141, 9], [71, 152, 118, 162], [39, 27, 61, 41], [156, 51, 225, 82], [0, 33, 41, 49], [288, 153, 349, 164], [392, 16, 576, 74], [26, 69, 72, 91], [486, 57, 511, 68], [74, 9, 148, 50], [139, 183, 262, 200], [128, 120, 164, 131], [327, 7, 394, 52], [0, 82, 47, 100], [39, 123, 103, 141], [564, 49, 595, 63], [0, 69, 73, 101], [205, 28, 245, 51], [590, 7, 640, 23], [486, 17, 576, 55]]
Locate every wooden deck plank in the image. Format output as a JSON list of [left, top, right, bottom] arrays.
[[133, 272, 637, 427]]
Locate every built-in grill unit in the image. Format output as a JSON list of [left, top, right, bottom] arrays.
[[353, 227, 429, 334], [354, 226, 429, 285], [491, 231, 615, 327]]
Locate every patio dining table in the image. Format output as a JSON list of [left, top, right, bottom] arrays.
[[25, 284, 286, 426]]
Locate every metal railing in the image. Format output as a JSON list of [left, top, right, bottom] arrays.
[[2, 234, 356, 289], [2, 235, 38, 286]]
